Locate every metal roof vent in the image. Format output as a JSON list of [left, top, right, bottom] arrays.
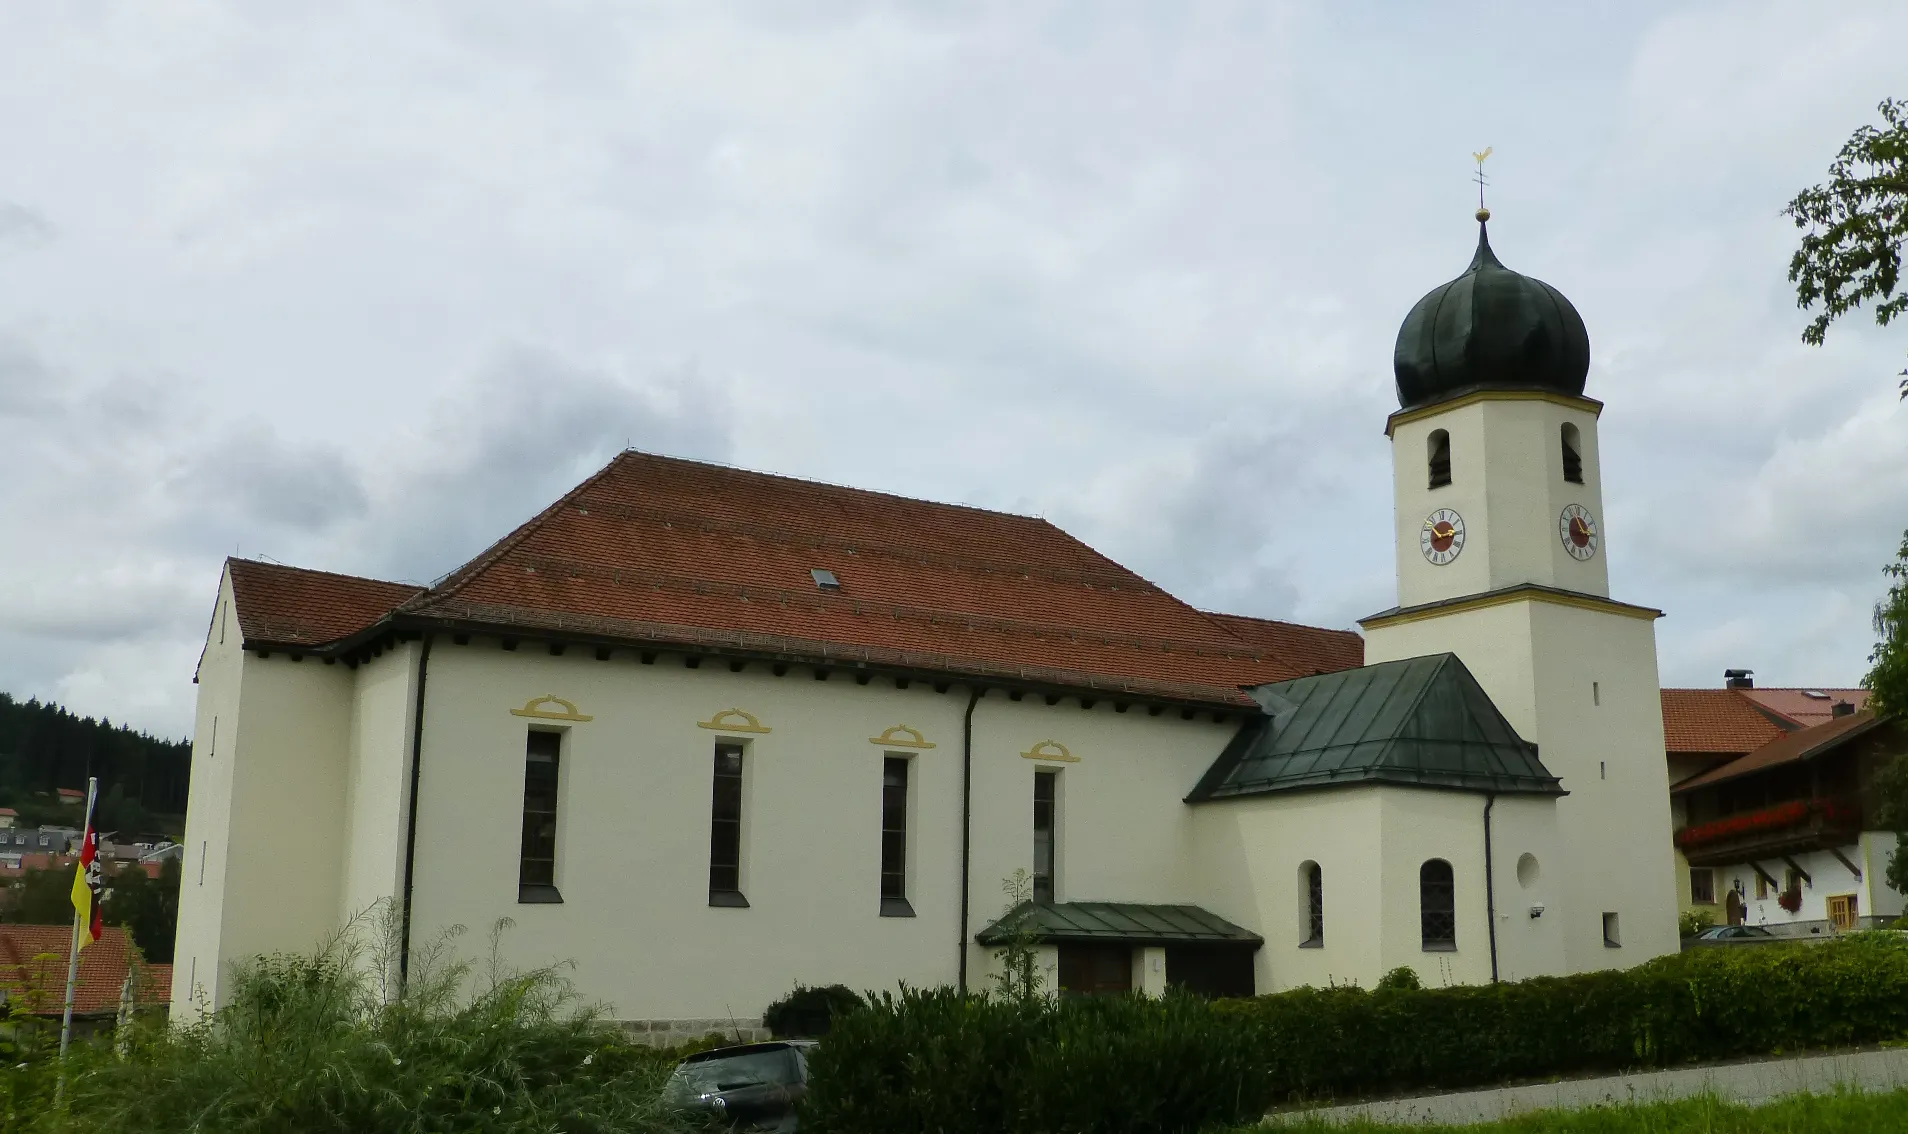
[[1723, 669, 1753, 689], [1833, 700, 1856, 718], [810, 568, 842, 592]]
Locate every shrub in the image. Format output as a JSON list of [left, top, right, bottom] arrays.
[[802, 987, 1267, 1134], [10, 904, 701, 1134], [1678, 908, 1717, 938], [801, 934, 1908, 1132], [762, 983, 865, 1038], [1375, 966, 1421, 991]]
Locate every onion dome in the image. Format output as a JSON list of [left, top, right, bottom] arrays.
[[1392, 215, 1590, 411]]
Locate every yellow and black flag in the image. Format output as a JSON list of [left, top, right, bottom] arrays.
[[70, 824, 102, 950]]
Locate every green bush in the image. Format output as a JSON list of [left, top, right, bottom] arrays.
[[1376, 966, 1422, 991], [802, 987, 1267, 1134], [801, 935, 1908, 1133], [1678, 908, 1718, 938], [762, 983, 865, 1038], [6, 906, 703, 1134]]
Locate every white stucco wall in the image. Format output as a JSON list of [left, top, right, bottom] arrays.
[[172, 568, 358, 1020], [1365, 597, 1680, 972], [1389, 395, 1609, 610], [1711, 838, 1906, 932], [338, 642, 420, 929], [1867, 833, 1905, 921], [402, 639, 1238, 1023]]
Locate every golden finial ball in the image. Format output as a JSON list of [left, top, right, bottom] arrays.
[[1476, 207, 1491, 222]]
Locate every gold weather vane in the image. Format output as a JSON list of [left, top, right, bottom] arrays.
[[1472, 146, 1493, 221]]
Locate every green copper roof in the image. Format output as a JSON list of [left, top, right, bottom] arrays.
[[974, 901, 1263, 947], [1186, 652, 1563, 801]]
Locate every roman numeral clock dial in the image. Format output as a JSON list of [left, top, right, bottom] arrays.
[[1559, 504, 1599, 561], [1420, 508, 1465, 566]]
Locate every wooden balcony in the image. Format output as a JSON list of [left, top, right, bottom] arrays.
[[1675, 796, 1864, 867]]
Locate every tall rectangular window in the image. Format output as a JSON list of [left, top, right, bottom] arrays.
[[1690, 868, 1716, 905], [709, 744, 748, 907], [1033, 770, 1057, 904], [880, 757, 912, 916], [518, 730, 562, 903]]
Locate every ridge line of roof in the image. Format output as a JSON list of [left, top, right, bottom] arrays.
[[227, 557, 420, 592]]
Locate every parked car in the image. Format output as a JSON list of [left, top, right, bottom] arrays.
[[1687, 924, 1777, 945], [662, 1040, 814, 1131]]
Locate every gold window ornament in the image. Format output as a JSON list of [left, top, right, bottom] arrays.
[[509, 695, 594, 722], [697, 708, 772, 734], [1020, 740, 1079, 763], [869, 724, 936, 749]]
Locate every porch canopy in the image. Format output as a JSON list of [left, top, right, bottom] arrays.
[[974, 901, 1262, 947]]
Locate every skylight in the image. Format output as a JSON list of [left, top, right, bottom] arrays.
[[1802, 690, 1829, 699], [811, 568, 842, 592]]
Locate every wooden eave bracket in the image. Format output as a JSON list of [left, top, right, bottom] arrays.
[[1749, 861, 1780, 890], [1779, 855, 1812, 887], [1829, 846, 1862, 881]]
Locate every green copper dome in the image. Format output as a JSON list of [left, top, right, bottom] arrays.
[[1393, 221, 1590, 411]]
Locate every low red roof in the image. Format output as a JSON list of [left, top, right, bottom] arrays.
[[1659, 689, 1790, 756], [0, 807, 16, 816], [1672, 710, 1883, 793], [227, 560, 423, 648], [230, 451, 1364, 704], [0, 924, 169, 1016], [1738, 687, 1870, 730]]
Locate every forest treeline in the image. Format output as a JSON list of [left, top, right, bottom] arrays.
[[0, 693, 190, 832]]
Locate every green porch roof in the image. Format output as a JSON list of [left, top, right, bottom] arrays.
[[1186, 652, 1563, 802], [974, 901, 1263, 947]]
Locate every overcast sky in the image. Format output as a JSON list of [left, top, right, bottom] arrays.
[[2, 1, 1904, 742]]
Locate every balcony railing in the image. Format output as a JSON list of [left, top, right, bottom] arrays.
[[1675, 797, 1863, 855]]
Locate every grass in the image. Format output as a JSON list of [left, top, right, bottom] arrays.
[[1259, 1088, 1908, 1133]]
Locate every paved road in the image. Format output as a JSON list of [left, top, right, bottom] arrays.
[[1270, 1047, 1908, 1126]]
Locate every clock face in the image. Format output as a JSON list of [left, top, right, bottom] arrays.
[[1420, 508, 1465, 566], [1559, 504, 1598, 561]]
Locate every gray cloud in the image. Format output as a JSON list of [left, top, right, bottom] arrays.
[[0, 0, 1904, 739]]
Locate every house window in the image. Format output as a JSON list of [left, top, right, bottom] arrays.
[[1420, 859, 1455, 951], [1828, 893, 1859, 931], [1690, 868, 1716, 905], [1427, 429, 1452, 489], [1561, 423, 1583, 484], [518, 730, 563, 903], [1755, 873, 1770, 900], [880, 756, 913, 916], [1602, 912, 1622, 948], [1785, 866, 1805, 895], [1300, 861, 1324, 946], [1033, 770, 1058, 904], [709, 744, 748, 907]]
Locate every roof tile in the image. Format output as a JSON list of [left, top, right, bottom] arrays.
[[1659, 689, 1789, 756]]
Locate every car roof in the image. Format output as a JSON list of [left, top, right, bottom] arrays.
[[679, 1040, 816, 1064]]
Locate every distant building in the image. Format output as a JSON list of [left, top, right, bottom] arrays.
[[0, 923, 169, 1026], [1664, 672, 1898, 933], [0, 807, 17, 829]]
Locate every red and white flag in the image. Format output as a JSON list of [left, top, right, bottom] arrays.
[[70, 824, 102, 951]]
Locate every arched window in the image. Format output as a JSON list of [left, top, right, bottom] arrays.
[[1427, 429, 1452, 489], [1561, 423, 1583, 484], [1420, 859, 1455, 950], [1299, 861, 1323, 946]]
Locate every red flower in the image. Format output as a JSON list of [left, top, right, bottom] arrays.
[[1675, 800, 1809, 848]]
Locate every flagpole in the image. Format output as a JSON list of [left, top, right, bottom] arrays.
[[59, 776, 99, 1059]]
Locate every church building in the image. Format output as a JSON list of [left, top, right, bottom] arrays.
[[173, 214, 1680, 1036]]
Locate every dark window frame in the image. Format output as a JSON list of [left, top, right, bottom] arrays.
[[1602, 911, 1622, 948], [880, 756, 914, 916], [1301, 861, 1324, 947], [1420, 858, 1456, 951], [1690, 867, 1716, 905], [709, 743, 749, 907], [1427, 429, 1452, 489], [518, 729, 564, 903], [1561, 422, 1584, 484], [1033, 770, 1058, 904]]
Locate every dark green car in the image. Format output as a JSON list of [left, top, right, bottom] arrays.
[[663, 1040, 814, 1132]]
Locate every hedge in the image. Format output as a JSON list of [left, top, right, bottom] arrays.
[[800, 934, 1908, 1134]]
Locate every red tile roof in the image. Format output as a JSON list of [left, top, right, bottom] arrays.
[[1659, 689, 1791, 756], [0, 924, 169, 1017], [227, 560, 423, 648], [231, 451, 1364, 705], [1738, 687, 1870, 730], [1672, 710, 1884, 793]]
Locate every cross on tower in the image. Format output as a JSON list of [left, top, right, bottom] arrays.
[[1472, 146, 1493, 221]]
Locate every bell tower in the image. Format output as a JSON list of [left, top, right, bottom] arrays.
[[1361, 206, 1679, 975]]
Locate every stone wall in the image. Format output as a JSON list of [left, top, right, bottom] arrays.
[[616, 1017, 770, 1049]]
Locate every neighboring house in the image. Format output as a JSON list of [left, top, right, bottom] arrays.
[[1672, 710, 1903, 934], [176, 215, 1682, 1034], [55, 789, 83, 806], [0, 924, 170, 1025], [0, 807, 17, 829]]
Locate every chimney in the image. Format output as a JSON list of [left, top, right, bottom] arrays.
[[1724, 669, 1754, 690], [1833, 700, 1856, 718]]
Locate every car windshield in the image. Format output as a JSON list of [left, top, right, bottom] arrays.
[[666, 1048, 799, 1101]]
